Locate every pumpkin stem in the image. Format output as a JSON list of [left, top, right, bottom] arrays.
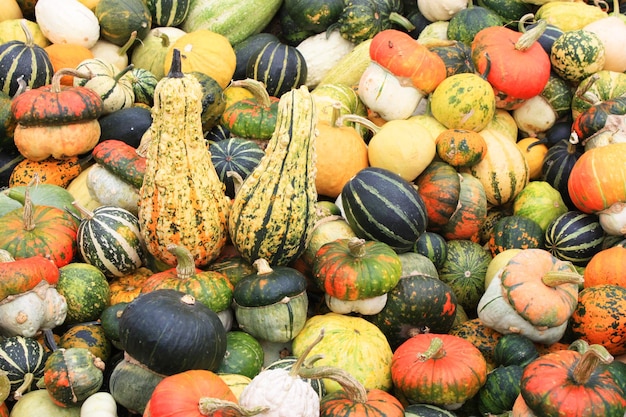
[[114, 64, 135, 83], [299, 365, 369, 404], [42, 328, 59, 351], [574, 73, 601, 105], [198, 398, 267, 416], [166, 244, 197, 280], [118, 31, 138, 57], [71, 200, 94, 221], [227, 78, 273, 107], [347, 237, 367, 258], [289, 329, 325, 378], [418, 336, 446, 361], [388, 12, 415, 32], [252, 258, 274, 276], [336, 114, 380, 135], [167, 48, 184, 79], [14, 76, 29, 97], [568, 339, 591, 353], [155, 29, 173, 47], [21, 189, 36, 232], [541, 268, 584, 288], [12, 372, 34, 400], [226, 170, 245, 197], [18, 19, 34, 47], [572, 344, 614, 385], [518, 13, 536, 33], [329, 101, 342, 128], [515, 19, 547, 51], [50, 69, 94, 93]]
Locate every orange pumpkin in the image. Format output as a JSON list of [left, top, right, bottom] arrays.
[[9, 155, 82, 188], [369, 29, 447, 94], [44, 43, 94, 85], [435, 128, 487, 167], [108, 267, 153, 304], [583, 245, 626, 288], [516, 137, 548, 181], [568, 142, 626, 213], [315, 104, 369, 198]]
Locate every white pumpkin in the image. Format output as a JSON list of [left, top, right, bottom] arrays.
[[35, 0, 100, 48], [584, 5, 626, 73], [417, 0, 468, 22], [513, 94, 557, 137], [297, 30, 355, 89], [358, 62, 425, 121], [86, 163, 140, 215], [325, 293, 388, 315], [81, 392, 118, 417]]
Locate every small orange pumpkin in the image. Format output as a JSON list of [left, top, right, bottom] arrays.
[[436, 128, 487, 168], [108, 267, 154, 305], [44, 43, 94, 85], [583, 245, 626, 288]]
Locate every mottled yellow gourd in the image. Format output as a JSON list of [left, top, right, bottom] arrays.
[[228, 86, 318, 266], [138, 49, 229, 267]]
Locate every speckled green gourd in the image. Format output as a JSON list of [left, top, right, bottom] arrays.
[[228, 85, 318, 266], [138, 49, 229, 267]]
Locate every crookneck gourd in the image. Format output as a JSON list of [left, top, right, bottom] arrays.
[[228, 85, 318, 266], [138, 49, 229, 267]]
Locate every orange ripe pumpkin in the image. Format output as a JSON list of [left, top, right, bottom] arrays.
[[44, 43, 94, 85], [315, 105, 369, 198], [436, 128, 487, 167], [369, 29, 447, 94], [583, 245, 626, 288], [9, 156, 82, 188]]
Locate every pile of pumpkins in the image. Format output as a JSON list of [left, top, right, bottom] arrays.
[[0, 0, 626, 415]]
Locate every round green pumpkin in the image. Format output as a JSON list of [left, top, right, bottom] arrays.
[[216, 331, 264, 379], [513, 181, 568, 232], [56, 263, 111, 324]]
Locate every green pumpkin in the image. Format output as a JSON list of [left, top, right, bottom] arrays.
[[550, 29, 606, 84], [477, 364, 524, 415], [56, 263, 110, 324], [493, 333, 539, 368], [190, 71, 226, 131], [209, 137, 265, 199], [513, 181, 568, 232], [413, 232, 448, 270], [488, 215, 545, 256], [108, 357, 165, 414], [216, 331, 264, 379], [283, 0, 344, 33], [334, 0, 414, 44], [95, 0, 152, 46], [221, 79, 279, 141], [447, 0, 504, 45]]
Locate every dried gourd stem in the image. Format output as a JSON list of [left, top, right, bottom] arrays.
[[71, 200, 94, 221], [289, 329, 325, 378], [19, 19, 34, 48], [226, 170, 245, 197], [418, 337, 446, 361], [593, 0, 610, 12], [12, 372, 34, 400], [574, 73, 601, 105], [515, 18, 547, 51], [50, 69, 94, 93], [252, 258, 274, 276], [517, 13, 536, 33], [347, 237, 367, 258], [329, 102, 342, 128], [541, 269, 584, 287], [310, 214, 345, 234], [118, 31, 138, 57], [568, 339, 590, 353], [166, 244, 196, 280], [336, 114, 380, 136], [114, 64, 135, 83], [573, 344, 614, 384], [227, 78, 273, 108], [299, 365, 369, 404], [198, 398, 268, 416], [22, 189, 35, 231]]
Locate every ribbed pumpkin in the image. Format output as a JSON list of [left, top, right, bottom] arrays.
[[228, 85, 318, 267], [209, 137, 265, 199], [567, 143, 626, 214], [0, 19, 53, 97], [415, 161, 460, 230], [462, 127, 530, 207], [246, 41, 308, 98], [583, 244, 626, 288], [437, 172, 487, 242], [392, 333, 488, 408], [138, 49, 229, 268]]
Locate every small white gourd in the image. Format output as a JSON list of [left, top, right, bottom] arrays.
[[80, 392, 118, 417], [296, 30, 355, 89], [417, 0, 468, 22], [35, 0, 100, 48]]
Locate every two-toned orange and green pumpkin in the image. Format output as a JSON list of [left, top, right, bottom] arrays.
[[471, 20, 551, 109], [520, 344, 626, 416], [0, 252, 58, 301], [221, 79, 279, 141], [140, 244, 234, 314], [43, 347, 105, 407], [120, 289, 227, 376], [10, 68, 103, 161], [228, 86, 318, 267], [0, 189, 77, 268], [91, 139, 146, 189], [391, 333, 488, 408], [312, 237, 402, 315], [571, 96, 626, 149], [138, 49, 229, 268]]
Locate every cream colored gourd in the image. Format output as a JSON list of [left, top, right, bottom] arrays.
[[80, 392, 118, 417], [297, 30, 355, 89], [35, 0, 100, 48], [583, 0, 626, 73], [138, 49, 229, 267], [86, 163, 139, 216], [417, 0, 467, 22], [0, 281, 67, 337]]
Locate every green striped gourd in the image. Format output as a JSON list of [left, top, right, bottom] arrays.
[[209, 137, 265, 199], [138, 49, 229, 268], [0, 335, 48, 399], [72, 203, 144, 278], [462, 128, 529, 207], [228, 86, 318, 266], [144, 0, 190, 27], [545, 210, 606, 266], [0, 19, 53, 97]]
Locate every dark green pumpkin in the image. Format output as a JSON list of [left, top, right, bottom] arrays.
[[0, 21, 53, 97], [341, 167, 428, 253], [541, 138, 583, 210], [233, 260, 307, 308], [477, 0, 537, 22], [98, 106, 153, 148], [144, 0, 190, 27], [95, 0, 153, 46], [334, 0, 414, 44], [233, 32, 280, 80], [446, 1, 504, 45], [108, 357, 165, 415], [544, 210, 605, 266], [368, 274, 458, 350], [493, 333, 539, 368], [438, 239, 491, 315], [216, 331, 264, 379], [100, 301, 128, 350], [413, 231, 448, 270], [246, 41, 307, 98], [398, 251, 439, 280], [206, 254, 256, 286], [209, 137, 265, 199], [0, 90, 16, 150], [428, 40, 476, 77], [477, 364, 524, 415], [0, 336, 48, 400], [283, 0, 344, 33], [488, 214, 545, 256], [0, 147, 24, 188], [278, 4, 315, 46], [129, 67, 158, 107], [119, 289, 227, 375]]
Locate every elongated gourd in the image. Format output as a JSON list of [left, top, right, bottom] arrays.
[[228, 85, 318, 266], [138, 49, 229, 267]]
